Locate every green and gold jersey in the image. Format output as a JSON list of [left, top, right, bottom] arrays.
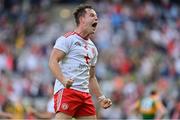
[[135, 96, 163, 119]]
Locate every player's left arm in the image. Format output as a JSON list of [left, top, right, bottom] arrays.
[[155, 100, 167, 119], [89, 66, 112, 109]]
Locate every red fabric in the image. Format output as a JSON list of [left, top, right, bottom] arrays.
[[54, 88, 96, 117], [119, 58, 132, 74], [167, 40, 175, 55], [63, 32, 75, 38], [6, 54, 14, 70]]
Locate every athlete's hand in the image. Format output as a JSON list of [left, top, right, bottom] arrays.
[[62, 78, 74, 88], [99, 98, 112, 109]]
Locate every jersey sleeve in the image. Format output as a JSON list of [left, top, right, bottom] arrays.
[[53, 36, 71, 54], [91, 47, 98, 66]]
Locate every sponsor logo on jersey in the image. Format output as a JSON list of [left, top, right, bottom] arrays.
[[79, 63, 89, 69], [74, 41, 81, 47]]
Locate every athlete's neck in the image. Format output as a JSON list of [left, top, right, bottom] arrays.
[[74, 27, 90, 40]]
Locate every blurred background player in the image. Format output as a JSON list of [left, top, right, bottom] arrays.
[[131, 90, 167, 119], [48, 4, 112, 120], [0, 0, 179, 119]]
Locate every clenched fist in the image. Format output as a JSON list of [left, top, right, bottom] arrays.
[[62, 78, 74, 88], [98, 96, 112, 109]]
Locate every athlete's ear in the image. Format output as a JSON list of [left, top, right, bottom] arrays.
[[79, 16, 85, 24]]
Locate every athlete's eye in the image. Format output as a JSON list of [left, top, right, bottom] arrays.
[[90, 13, 95, 17]]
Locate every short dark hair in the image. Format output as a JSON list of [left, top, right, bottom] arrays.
[[73, 4, 93, 26], [150, 90, 157, 95]]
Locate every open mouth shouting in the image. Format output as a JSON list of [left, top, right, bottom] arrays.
[[92, 22, 98, 28]]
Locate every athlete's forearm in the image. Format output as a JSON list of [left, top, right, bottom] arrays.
[[49, 48, 67, 84], [89, 66, 112, 108], [89, 66, 104, 99], [49, 58, 65, 83], [0, 112, 13, 119], [157, 106, 167, 119], [89, 76, 103, 98]]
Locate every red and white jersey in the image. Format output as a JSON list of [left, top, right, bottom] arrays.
[[53, 32, 98, 94]]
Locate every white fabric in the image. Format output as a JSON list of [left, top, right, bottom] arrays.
[[47, 98, 54, 113], [53, 32, 98, 93]]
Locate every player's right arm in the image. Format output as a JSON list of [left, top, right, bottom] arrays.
[[130, 100, 140, 113], [48, 48, 73, 88]]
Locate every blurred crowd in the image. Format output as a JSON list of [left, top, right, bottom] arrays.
[[0, 0, 179, 119]]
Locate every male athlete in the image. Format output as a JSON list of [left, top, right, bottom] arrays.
[[131, 90, 167, 119], [49, 4, 112, 120]]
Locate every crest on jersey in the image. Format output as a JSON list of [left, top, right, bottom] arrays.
[[61, 103, 69, 110], [84, 54, 90, 64], [74, 41, 81, 47]]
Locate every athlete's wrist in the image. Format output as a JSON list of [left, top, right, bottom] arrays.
[[60, 77, 67, 86], [98, 95, 106, 102]]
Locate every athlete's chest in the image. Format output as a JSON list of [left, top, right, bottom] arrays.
[[69, 39, 96, 64]]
